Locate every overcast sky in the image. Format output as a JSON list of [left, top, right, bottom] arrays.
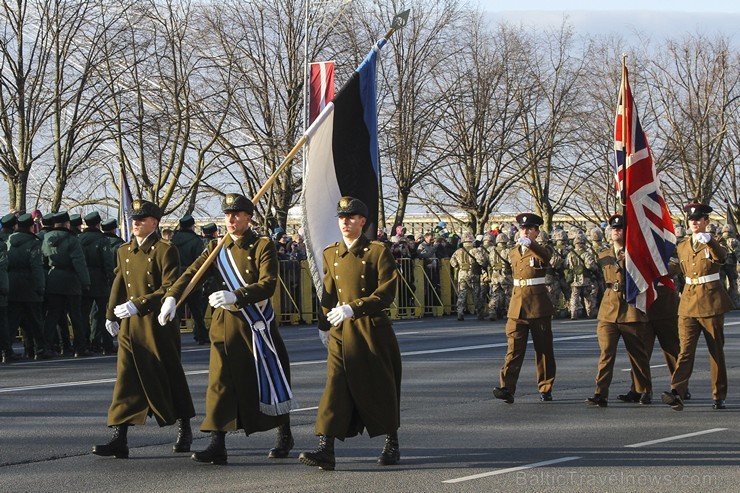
[[476, 0, 740, 13]]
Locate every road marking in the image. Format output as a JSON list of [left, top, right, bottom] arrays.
[[625, 428, 727, 448], [291, 406, 318, 412], [396, 331, 420, 336], [443, 456, 581, 484], [726, 321, 740, 326], [402, 334, 596, 356], [621, 363, 667, 372]]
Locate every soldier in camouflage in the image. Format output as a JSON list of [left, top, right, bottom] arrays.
[[449, 232, 486, 321], [718, 224, 739, 308], [537, 231, 564, 316], [486, 233, 513, 321], [566, 235, 599, 319], [552, 230, 572, 318], [589, 227, 608, 305]]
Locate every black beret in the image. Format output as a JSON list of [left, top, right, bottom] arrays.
[[1, 213, 17, 228], [16, 213, 33, 228], [515, 213, 544, 228], [336, 196, 368, 217], [683, 203, 712, 220], [201, 222, 217, 235], [69, 214, 82, 227], [101, 218, 118, 231], [608, 214, 625, 229], [129, 199, 162, 220], [179, 215, 195, 227], [221, 194, 254, 214], [84, 211, 102, 226], [55, 211, 70, 224]]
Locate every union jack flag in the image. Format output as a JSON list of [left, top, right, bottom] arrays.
[[613, 63, 676, 312]]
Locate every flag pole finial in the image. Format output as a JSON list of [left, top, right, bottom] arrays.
[[383, 8, 410, 40]]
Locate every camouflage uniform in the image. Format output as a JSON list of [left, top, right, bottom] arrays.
[[538, 231, 563, 315], [588, 227, 608, 305], [486, 233, 513, 320], [718, 224, 739, 308], [449, 233, 486, 321], [552, 231, 572, 317], [566, 235, 598, 319], [673, 224, 687, 293]]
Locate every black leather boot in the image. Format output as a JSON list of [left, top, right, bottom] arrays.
[[173, 418, 193, 453], [192, 431, 227, 464], [92, 425, 129, 458], [377, 432, 400, 465], [268, 422, 294, 459], [299, 435, 335, 470]]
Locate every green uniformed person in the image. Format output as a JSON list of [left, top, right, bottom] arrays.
[[299, 196, 402, 470], [170, 215, 209, 345], [0, 213, 17, 243], [662, 203, 734, 411], [449, 232, 486, 321], [101, 219, 126, 252], [586, 214, 652, 407], [161, 194, 295, 465], [493, 213, 557, 403], [6, 214, 50, 360], [566, 235, 599, 319], [718, 224, 739, 308], [0, 223, 14, 363], [69, 213, 83, 235], [487, 232, 513, 320], [41, 211, 92, 356], [552, 230, 572, 318], [93, 199, 195, 459], [79, 211, 116, 354]]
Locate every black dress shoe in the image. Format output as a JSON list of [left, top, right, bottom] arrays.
[[617, 390, 641, 403], [585, 395, 608, 407], [661, 390, 683, 411], [540, 392, 553, 402], [34, 350, 58, 360], [712, 399, 726, 410], [492, 387, 514, 404], [457, 314, 464, 321], [75, 349, 94, 358], [639, 393, 652, 405]]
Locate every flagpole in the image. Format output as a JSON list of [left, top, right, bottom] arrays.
[[620, 54, 627, 217]]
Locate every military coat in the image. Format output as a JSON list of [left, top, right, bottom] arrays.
[[507, 242, 555, 319], [167, 230, 291, 433], [170, 229, 205, 270], [597, 248, 647, 323], [7, 231, 45, 303], [79, 228, 115, 294], [0, 239, 8, 307], [106, 234, 194, 426], [41, 228, 90, 295], [676, 237, 733, 317]]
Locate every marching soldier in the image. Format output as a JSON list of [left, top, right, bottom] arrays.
[[160, 194, 295, 465], [552, 230, 572, 318], [41, 211, 91, 357], [486, 233, 513, 321], [586, 214, 652, 407], [36, 214, 55, 241], [566, 235, 599, 319], [449, 232, 486, 321], [493, 213, 556, 403], [93, 199, 195, 459], [170, 215, 209, 345], [79, 212, 116, 354], [538, 231, 564, 317], [69, 214, 83, 235], [299, 196, 401, 470], [588, 227, 608, 304], [662, 203, 734, 411], [0, 226, 14, 363], [718, 224, 739, 308], [101, 219, 126, 252], [6, 214, 50, 359]]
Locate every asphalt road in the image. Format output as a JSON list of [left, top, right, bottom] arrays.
[[2, 312, 740, 493]]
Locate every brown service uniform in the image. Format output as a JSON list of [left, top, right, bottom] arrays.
[[106, 234, 195, 426], [593, 247, 652, 398], [671, 236, 733, 399], [499, 241, 556, 395], [316, 235, 401, 440], [168, 230, 291, 433]]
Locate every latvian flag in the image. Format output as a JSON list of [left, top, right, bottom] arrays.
[[614, 63, 676, 312], [301, 43, 383, 292], [308, 61, 334, 125]]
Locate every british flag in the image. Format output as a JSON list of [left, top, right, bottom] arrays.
[[613, 64, 676, 312]]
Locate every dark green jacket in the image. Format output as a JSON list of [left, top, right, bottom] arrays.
[[41, 228, 90, 295], [0, 239, 8, 307], [7, 231, 45, 303], [170, 229, 205, 270], [79, 228, 115, 295], [104, 232, 126, 252]]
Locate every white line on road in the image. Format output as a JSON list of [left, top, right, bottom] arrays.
[[621, 363, 667, 372], [625, 428, 728, 448], [402, 334, 596, 356], [395, 331, 420, 336], [443, 456, 581, 484]]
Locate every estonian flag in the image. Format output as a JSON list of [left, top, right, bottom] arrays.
[[301, 43, 383, 292]]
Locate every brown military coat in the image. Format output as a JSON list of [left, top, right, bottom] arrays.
[[167, 230, 290, 433], [597, 248, 647, 323], [507, 242, 555, 319], [676, 237, 733, 317], [316, 235, 401, 439], [106, 234, 195, 426]]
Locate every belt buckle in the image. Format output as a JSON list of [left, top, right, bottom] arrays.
[[612, 281, 620, 292], [518, 279, 527, 287]]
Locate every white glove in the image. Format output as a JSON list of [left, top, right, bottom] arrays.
[[318, 329, 329, 348], [695, 232, 712, 244], [114, 301, 138, 319], [517, 237, 532, 247], [158, 297, 177, 326], [105, 320, 120, 337], [209, 290, 237, 309], [327, 305, 353, 326]]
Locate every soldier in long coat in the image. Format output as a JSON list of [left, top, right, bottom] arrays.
[[493, 213, 556, 403], [662, 203, 734, 411], [170, 215, 209, 344], [160, 194, 295, 465], [299, 196, 402, 471], [93, 200, 194, 459]]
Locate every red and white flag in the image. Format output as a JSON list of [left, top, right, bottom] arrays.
[[308, 61, 335, 125], [613, 63, 676, 312]]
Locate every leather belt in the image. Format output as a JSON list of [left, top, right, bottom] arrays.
[[685, 272, 720, 285], [514, 277, 547, 287], [605, 282, 621, 291]]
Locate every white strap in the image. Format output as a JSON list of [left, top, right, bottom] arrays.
[[515, 277, 547, 287], [685, 272, 721, 285]]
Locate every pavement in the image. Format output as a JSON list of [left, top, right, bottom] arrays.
[[1, 312, 740, 492]]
